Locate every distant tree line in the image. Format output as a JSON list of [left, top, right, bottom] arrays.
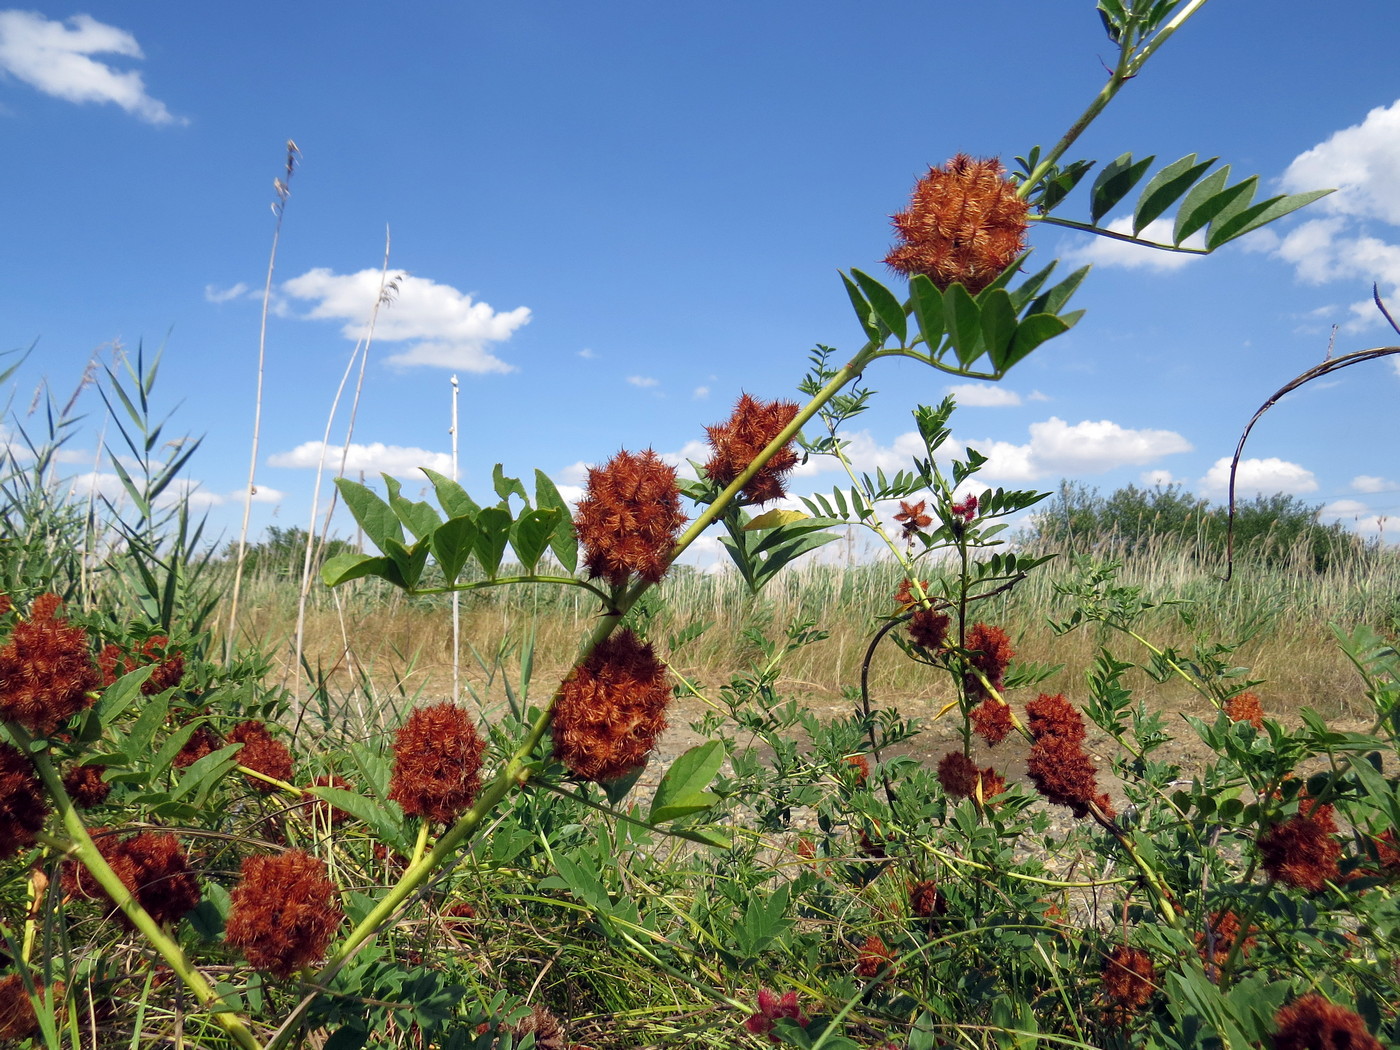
[[1027, 482, 1365, 573], [224, 526, 359, 580]]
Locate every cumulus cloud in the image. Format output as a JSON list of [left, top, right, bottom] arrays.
[[626, 375, 659, 388], [1198, 456, 1318, 497], [1353, 474, 1399, 493], [268, 440, 452, 477], [1273, 99, 1400, 331], [1059, 216, 1206, 272], [693, 385, 710, 399], [0, 11, 182, 124], [946, 382, 1021, 407], [1139, 469, 1182, 487], [1323, 498, 1400, 544], [281, 269, 530, 374]]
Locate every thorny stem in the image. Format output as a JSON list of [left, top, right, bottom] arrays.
[[14, 730, 264, 1050]]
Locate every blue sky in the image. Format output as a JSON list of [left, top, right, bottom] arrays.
[[3, 2, 1400, 568]]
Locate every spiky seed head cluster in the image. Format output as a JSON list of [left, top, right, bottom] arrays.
[[885, 154, 1029, 294], [0, 974, 56, 1041], [1100, 946, 1156, 1024], [936, 751, 1005, 802], [1025, 693, 1113, 818], [228, 721, 293, 792], [855, 934, 897, 978], [970, 697, 1013, 745], [0, 742, 48, 860], [1196, 910, 1255, 978], [62, 830, 201, 927], [225, 850, 343, 977], [703, 393, 801, 504], [963, 623, 1014, 701], [1225, 691, 1265, 729], [574, 449, 687, 587], [909, 879, 945, 919], [1272, 994, 1381, 1050], [553, 628, 670, 782], [98, 635, 184, 695], [0, 593, 100, 735], [62, 763, 110, 808], [173, 724, 221, 769], [388, 702, 485, 825], [1257, 796, 1341, 892]]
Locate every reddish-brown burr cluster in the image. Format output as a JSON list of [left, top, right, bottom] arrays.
[[1025, 693, 1113, 819], [173, 724, 222, 769], [552, 629, 670, 782], [744, 988, 809, 1043], [970, 697, 1014, 746], [855, 934, 897, 978], [936, 751, 1005, 802], [62, 830, 201, 927], [703, 393, 801, 504], [0, 974, 55, 1042], [388, 702, 485, 825], [963, 623, 1014, 702], [61, 763, 110, 809], [0, 742, 48, 860], [98, 635, 184, 695], [1257, 795, 1342, 892], [1224, 691, 1265, 729], [225, 850, 343, 977], [0, 593, 100, 735], [908, 879, 946, 919], [844, 754, 870, 784], [1196, 909, 1256, 979], [228, 720, 294, 792], [1100, 945, 1156, 1024], [885, 154, 1030, 294], [573, 449, 687, 587], [1272, 993, 1381, 1050]]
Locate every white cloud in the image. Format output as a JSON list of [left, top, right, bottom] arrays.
[[946, 382, 1020, 407], [556, 460, 590, 485], [1323, 498, 1400, 544], [281, 269, 530, 374], [577, 347, 596, 359], [1060, 216, 1206, 272], [0, 11, 182, 124], [1353, 474, 1399, 493], [626, 375, 659, 388], [1139, 469, 1181, 487], [268, 440, 452, 477], [1282, 98, 1400, 226], [1027, 390, 1050, 402], [204, 282, 250, 303], [1198, 456, 1318, 497], [692, 385, 710, 399], [658, 439, 710, 480]]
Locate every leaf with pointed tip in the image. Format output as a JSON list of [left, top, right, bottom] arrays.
[[649, 741, 726, 824], [1206, 188, 1334, 250], [1029, 265, 1090, 317], [851, 268, 907, 344], [979, 289, 1018, 371], [334, 478, 403, 552], [472, 506, 512, 577], [534, 468, 578, 573], [944, 283, 983, 367], [322, 552, 404, 588], [1091, 152, 1154, 224], [840, 271, 882, 343], [1004, 313, 1071, 371], [384, 475, 442, 541], [1172, 165, 1231, 243], [421, 467, 480, 518], [511, 507, 561, 574], [382, 536, 429, 589], [429, 516, 479, 586], [492, 464, 529, 506], [744, 508, 811, 530], [908, 274, 946, 355], [1197, 175, 1260, 247], [1133, 154, 1217, 234]]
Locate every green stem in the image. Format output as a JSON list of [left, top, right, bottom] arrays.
[[16, 731, 264, 1050]]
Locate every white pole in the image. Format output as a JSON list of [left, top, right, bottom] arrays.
[[450, 374, 461, 704]]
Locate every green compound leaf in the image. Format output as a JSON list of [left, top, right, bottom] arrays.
[[908, 274, 946, 354], [979, 289, 1018, 371], [840, 271, 882, 343], [421, 467, 480, 519], [472, 505, 513, 577], [943, 282, 984, 367], [1132, 153, 1217, 234], [1206, 188, 1334, 250], [534, 468, 578, 573], [321, 552, 403, 588], [429, 515, 479, 587], [1172, 164, 1232, 243], [1090, 152, 1155, 224], [511, 507, 562, 575]]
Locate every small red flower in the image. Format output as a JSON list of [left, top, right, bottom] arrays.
[[0, 742, 48, 860], [855, 934, 897, 978], [225, 850, 343, 977], [951, 494, 979, 522], [893, 578, 930, 608], [0, 593, 100, 734], [703, 392, 801, 504], [229, 721, 293, 792], [744, 988, 809, 1043], [885, 154, 1030, 294], [388, 703, 485, 825], [552, 629, 670, 782], [1272, 993, 1381, 1050], [574, 449, 687, 587], [894, 501, 933, 541]]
